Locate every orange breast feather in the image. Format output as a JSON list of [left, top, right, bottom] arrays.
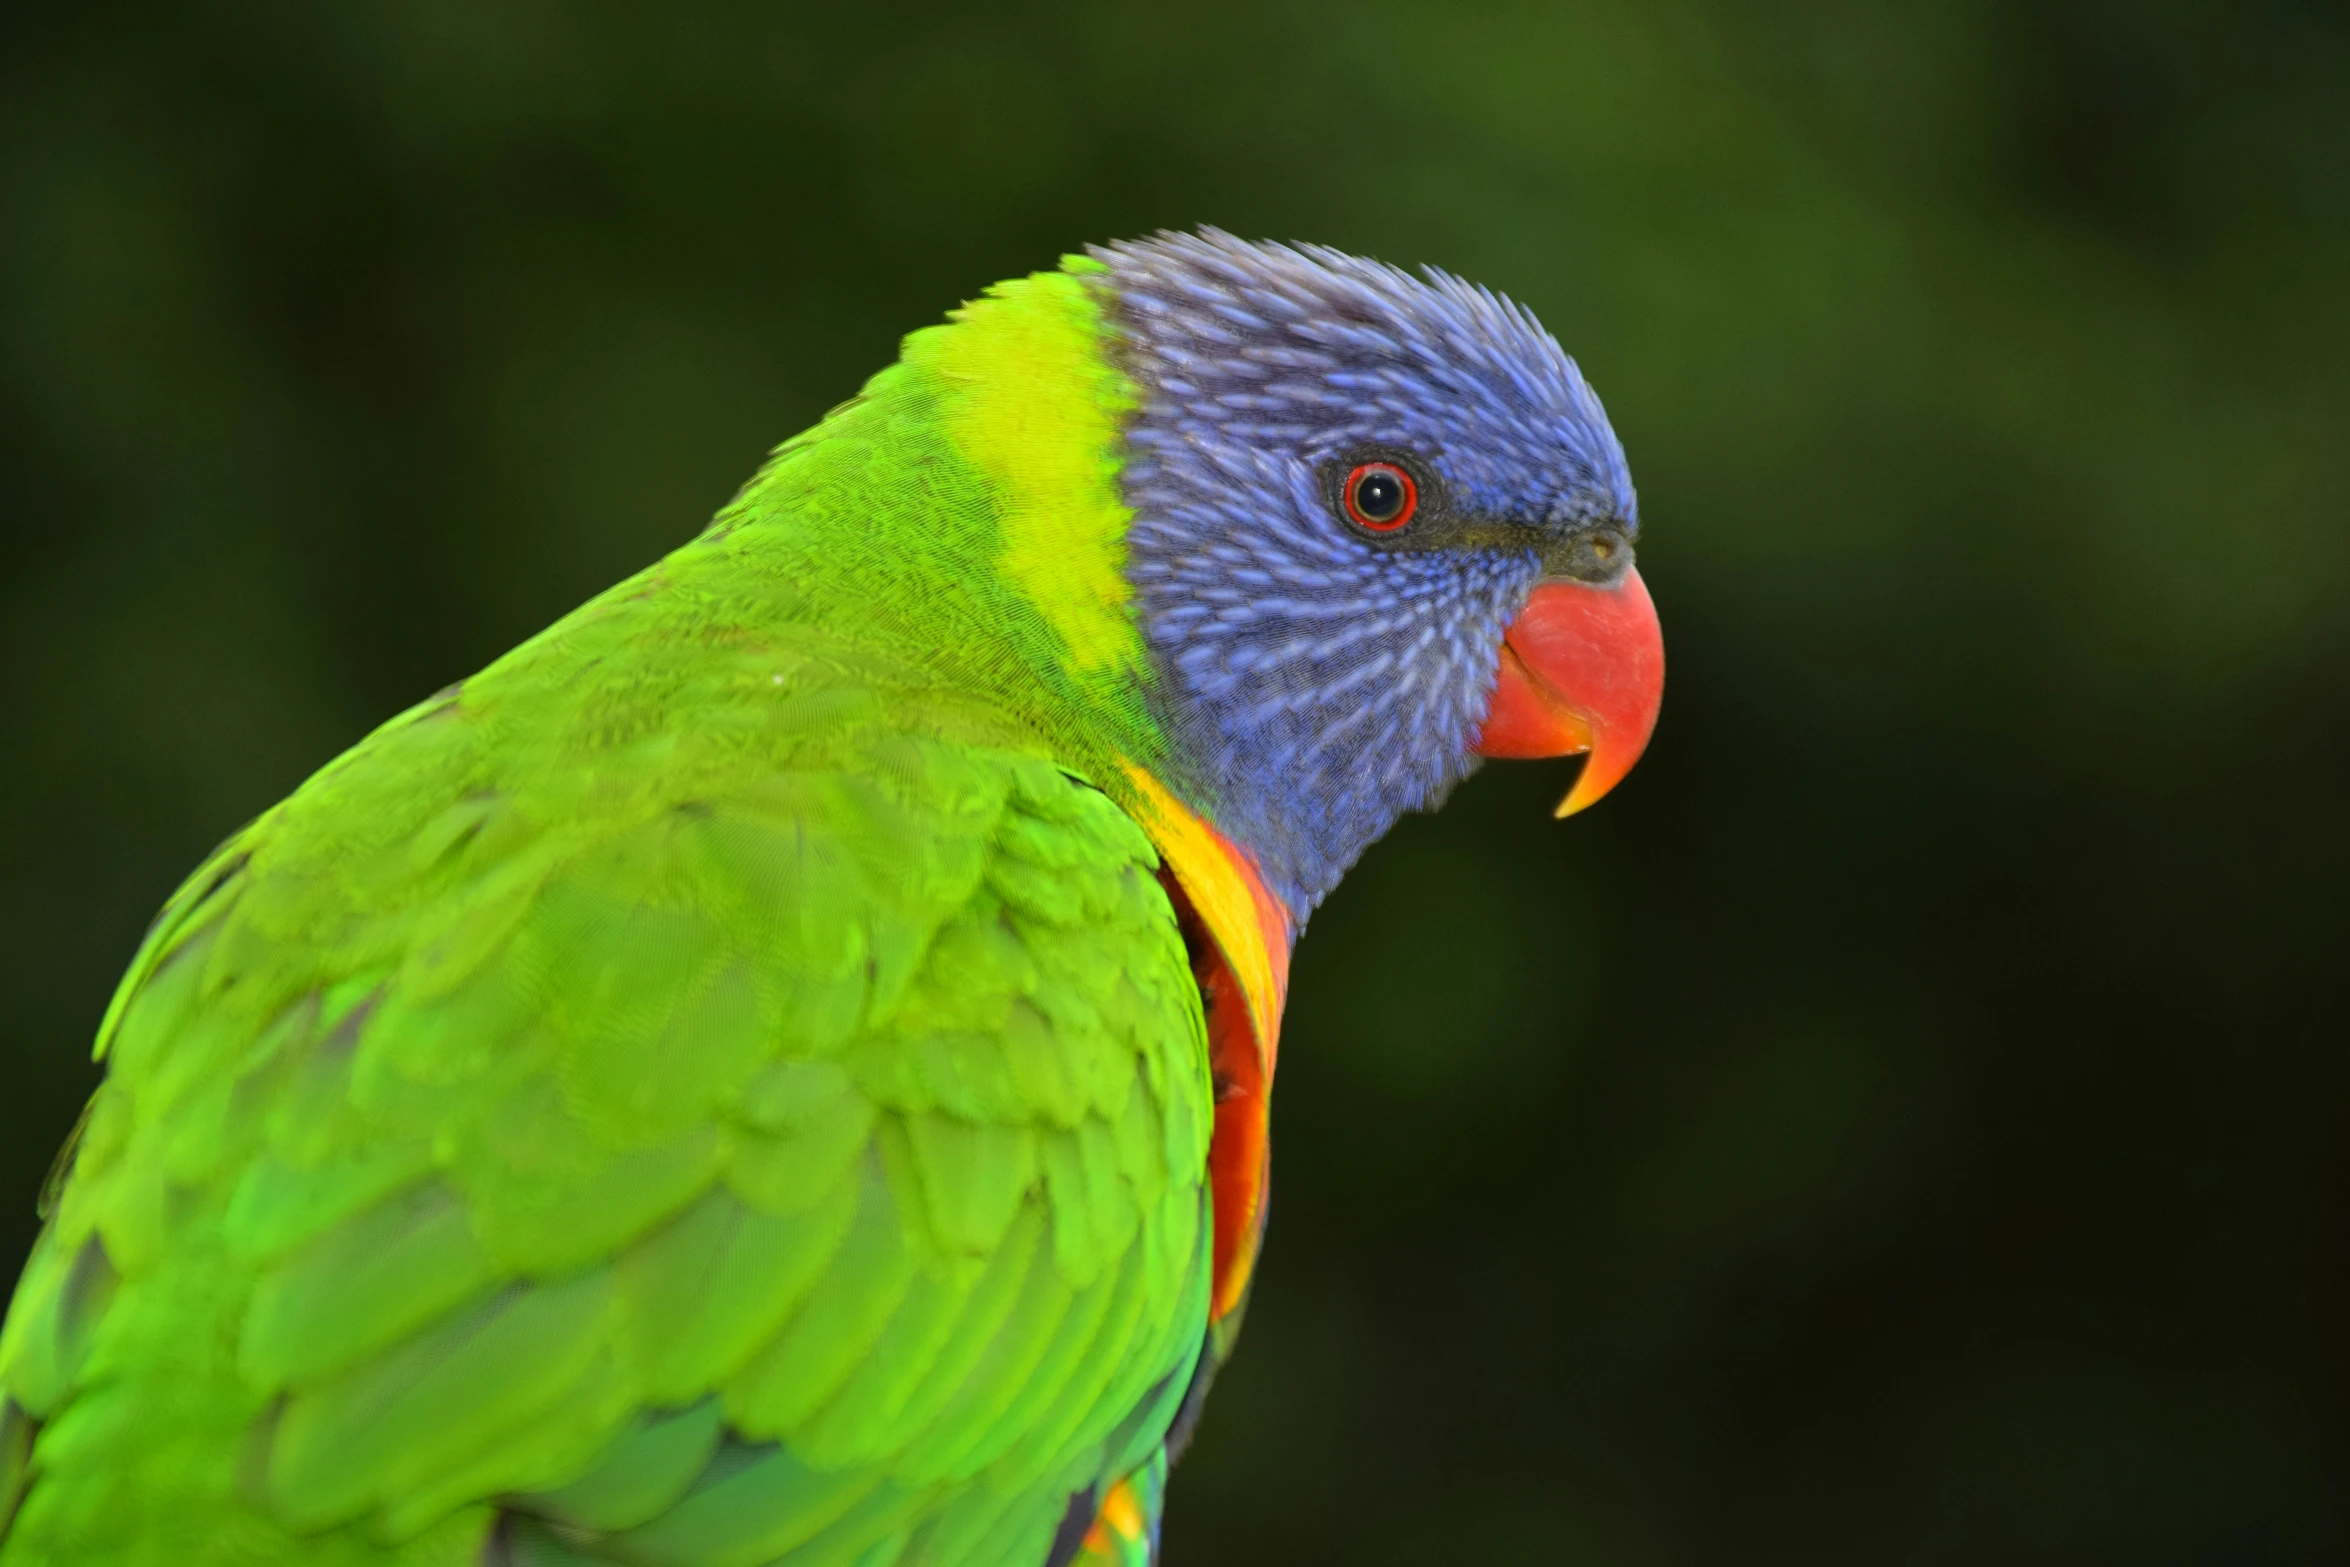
[[1121, 768, 1292, 1323]]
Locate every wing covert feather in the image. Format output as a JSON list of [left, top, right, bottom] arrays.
[[1, 652, 1215, 1567]]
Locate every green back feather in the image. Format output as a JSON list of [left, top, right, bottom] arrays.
[[0, 260, 1211, 1565]]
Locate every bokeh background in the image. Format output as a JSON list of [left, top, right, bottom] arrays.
[[5, 2, 2348, 1561]]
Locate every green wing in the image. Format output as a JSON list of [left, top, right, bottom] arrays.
[[0, 601, 1213, 1567]]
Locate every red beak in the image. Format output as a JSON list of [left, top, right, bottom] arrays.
[[1472, 568, 1665, 816]]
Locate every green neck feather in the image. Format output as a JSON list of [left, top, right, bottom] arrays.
[[666, 256, 1169, 793]]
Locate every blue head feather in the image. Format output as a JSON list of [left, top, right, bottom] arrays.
[[1093, 230, 1637, 922]]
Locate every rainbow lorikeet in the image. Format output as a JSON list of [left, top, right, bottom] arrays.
[[0, 231, 1663, 1566]]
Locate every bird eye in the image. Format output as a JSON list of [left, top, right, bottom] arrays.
[[1343, 463, 1418, 533]]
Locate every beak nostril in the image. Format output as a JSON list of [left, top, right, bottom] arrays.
[[1539, 523, 1635, 585]]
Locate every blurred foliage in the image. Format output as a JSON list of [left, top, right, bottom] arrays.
[[4, 0, 2348, 1561]]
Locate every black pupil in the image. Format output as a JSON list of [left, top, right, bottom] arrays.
[[1354, 469, 1405, 522]]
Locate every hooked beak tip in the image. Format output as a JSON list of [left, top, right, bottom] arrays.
[[1473, 567, 1665, 817]]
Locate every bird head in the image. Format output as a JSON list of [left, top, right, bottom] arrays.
[[1091, 231, 1664, 918]]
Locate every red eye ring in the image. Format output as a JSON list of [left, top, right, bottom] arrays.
[[1343, 462, 1418, 533]]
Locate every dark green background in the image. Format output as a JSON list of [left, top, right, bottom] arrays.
[[5, 2, 2347, 1561]]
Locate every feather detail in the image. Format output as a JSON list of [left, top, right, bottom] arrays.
[[1117, 767, 1290, 1322]]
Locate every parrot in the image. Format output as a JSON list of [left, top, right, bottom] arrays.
[[0, 230, 1663, 1566]]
